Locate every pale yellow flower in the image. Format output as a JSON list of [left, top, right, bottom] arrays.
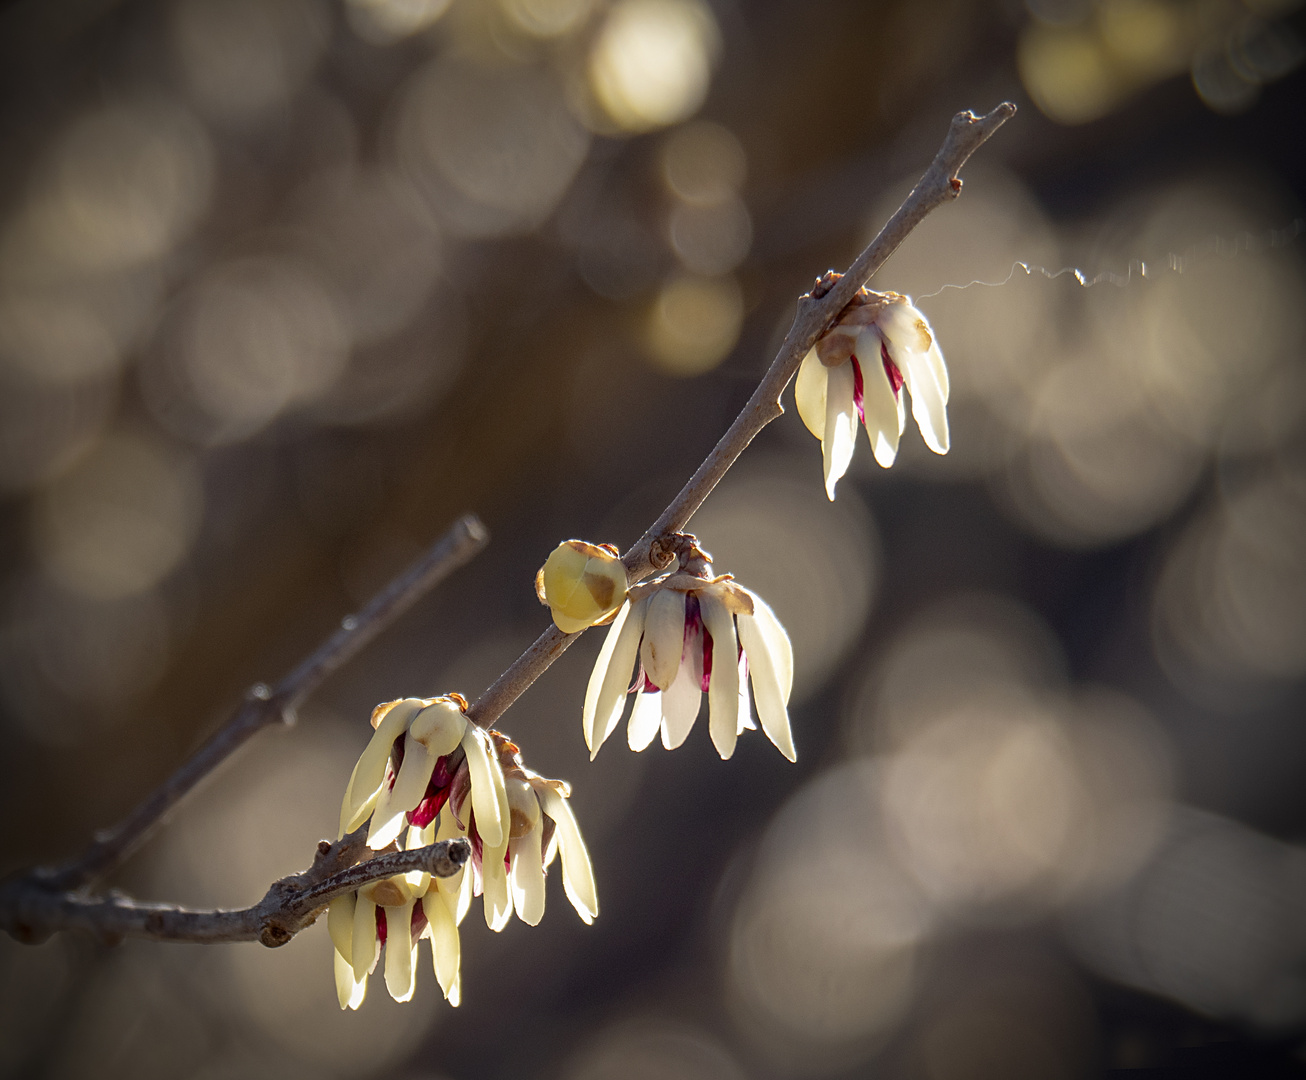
[[583, 570, 795, 762], [795, 290, 949, 498]]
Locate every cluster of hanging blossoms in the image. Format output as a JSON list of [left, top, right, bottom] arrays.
[[330, 695, 596, 1009], [329, 287, 949, 1008]]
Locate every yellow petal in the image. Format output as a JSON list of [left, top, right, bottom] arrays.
[[327, 893, 355, 965], [383, 901, 418, 1002], [737, 594, 795, 762], [699, 590, 740, 760], [422, 890, 461, 1002], [794, 346, 828, 440], [462, 725, 508, 851], [334, 949, 367, 1011], [351, 895, 379, 983], [586, 597, 649, 759], [509, 823, 546, 927], [640, 588, 686, 691], [537, 785, 598, 924], [627, 685, 661, 751], [339, 698, 423, 837], [822, 359, 858, 500], [407, 698, 468, 757]]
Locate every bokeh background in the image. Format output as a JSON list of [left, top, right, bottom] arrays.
[[1, 0, 1304, 1076]]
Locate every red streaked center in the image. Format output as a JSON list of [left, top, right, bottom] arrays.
[[881, 341, 904, 397], [849, 355, 866, 424]]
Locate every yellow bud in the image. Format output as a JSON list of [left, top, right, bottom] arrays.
[[537, 540, 628, 634]]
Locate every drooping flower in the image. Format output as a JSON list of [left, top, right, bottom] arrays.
[[794, 289, 949, 498], [332, 697, 598, 1008], [339, 695, 509, 858], [328, 869, 458, 1011], [582, 544, 795, 762], [536, 540, 629, 634], [490, 731, 599, 927]]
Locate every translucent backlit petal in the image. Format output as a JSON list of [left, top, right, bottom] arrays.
[[463, 725, 508, 851], [327, 893, 355, 966], [340, 698, 422, 836], [627, 685, 661, 750], [659, 661, 701, 749], [537, 785, 598, 924], [699, 590, 740, 760], [383, 900, 418, 1002], [641, 588, 686, 690], [422, 890, 461, 1003], [509, 823, 546, 926], [794, 346, 828, 440], [481, 837, 514, 931], [737, 597, 795, 762], [585, 597, 648, 758], [857, 329, 901, 469], [351, 895, 379, 983], [822, 359, 858, 500], [334, 949, 367, 1011]]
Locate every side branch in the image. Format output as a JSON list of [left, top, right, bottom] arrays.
[[1, 836, 470, 946], [38, 513, 489, 893], [467, 103, 1016, 732]]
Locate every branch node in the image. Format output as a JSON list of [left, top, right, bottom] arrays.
[[260, 923, 294, 948]]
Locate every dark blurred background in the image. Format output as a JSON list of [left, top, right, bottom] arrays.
[[1, 0, 1305, 1077]]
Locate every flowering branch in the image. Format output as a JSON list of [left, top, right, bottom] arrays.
[[0, 833, 470, 946], [467, 102, 1016, 732], [0, 515, 487, 943], [38, 513, 488, 894]]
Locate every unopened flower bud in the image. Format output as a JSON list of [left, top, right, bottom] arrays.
[[537, 540, 629, 634]]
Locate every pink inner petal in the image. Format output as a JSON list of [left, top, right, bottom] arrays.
[[409, 901, 428, 942], [881, 341, 904, 397], [375, 905, 387, 946], [700, 627, 714, 693], [850, 355, 866, 424]]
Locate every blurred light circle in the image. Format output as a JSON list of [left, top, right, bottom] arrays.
[[729, 761, 925, 1071], [1154, 468, 1306, 686], [1138, 242, 1300, 448], [668, 195, 752, 275], [21, 98, 213, 273], [880, 688, 1171, 918], [1018, 24, 1124, 125], [1007, 354, 1205, 547], [1097, 0, 1187, 79], [1191, 46, 1260, 114], [687, 457, 879, 702], [1068, 807, 1306, 1027], [175, 256, 350, 441], [644, 273, 742, 376], [589, 0, 720, 133], [171, 0, 331, 123], [844, 591, 1067, 756], [501, 0, 598, 39], [0, 369, 115, 494], [292, 166, 444, 346], [565, 1018, 746, 1080], [660, 121, 747, 205], [0, 579, 171, 739], [396, 57, 590, 238], [0, 290, 119, 385], [345, 0, 453, 45], [32, 430, 202, 601]]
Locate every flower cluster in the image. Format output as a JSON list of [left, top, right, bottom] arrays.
[[795, 289, 950, 498], [330, 695, 596, 1009], [584, 544, 794, 762]]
